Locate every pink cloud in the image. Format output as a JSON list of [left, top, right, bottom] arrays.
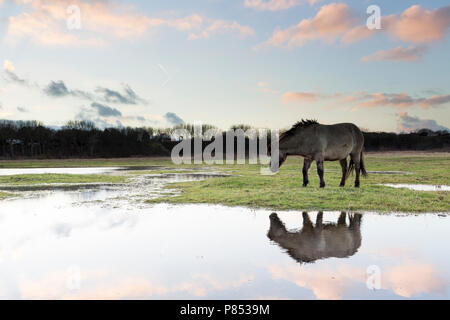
[[282, 92, 320, 103], [265, 3, 356, 47], [386, 264, 446, 298], [244, 0, 321, 11], [269, 262, 446, 300], [361, 46, 428, 62], [263, 3, 450, 53], [341, 25, 374, 44], [187, 20, 255, 40], [281, 90, 450, 110], [6, 0, 254, 46], [385, 5, 450, 43], [356, 93, 450, 109]]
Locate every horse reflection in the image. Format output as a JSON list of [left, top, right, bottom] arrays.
[[268, 212, 362, 263]]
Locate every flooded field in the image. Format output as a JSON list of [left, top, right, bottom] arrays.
[[0, 168, 448, 299]]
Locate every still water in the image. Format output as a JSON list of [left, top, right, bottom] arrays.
[[0, 170, 448, 299]]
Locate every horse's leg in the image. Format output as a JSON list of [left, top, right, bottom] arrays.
[[316, 157, 325, 188], [351, 152, 361, 188], [302, 212, 313, 229], [315, 211, 323, 229], [339, 158, 348, 187], [302, 158, 312, 187], [337, 212, 347, 226]]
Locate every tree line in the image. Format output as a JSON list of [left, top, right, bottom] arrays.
[[0, 120, 448, 159]]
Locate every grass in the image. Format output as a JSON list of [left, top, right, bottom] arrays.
[[0, 191, 13, 199], [0, 154, 448, 212], [146, 154, 450, 213], [0, 158, 175, 169], [0, 173, 127, 185]]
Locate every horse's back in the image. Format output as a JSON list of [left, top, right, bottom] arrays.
[[319, 123, 364, 158]]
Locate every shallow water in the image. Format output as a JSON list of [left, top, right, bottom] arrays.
[[0, 171, 448, 300], [382, 184, 450, 192]]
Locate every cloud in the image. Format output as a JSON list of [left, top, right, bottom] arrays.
[[3, 59, 28, 85], [91, 102, 122, 117], [43, 81, 145, 105], [262, 4, 450, 51], [263, 3, 358, 47], [74, 108, 115, 129], [282, 92, 320, 103], [244, 0, 322, 11], [361, 46, 428, 62], [245, 0, 299, 11], [384, 5, 450, 44], [4, 60, 15, 72], [397, 112, 449, 133], [17, 106, 28, 113], [269, 262, 446, 299], [5, 0, 254, 46], [258, 82, 280, 94], [385, 263, 447, 297], [44, 81, 70, 97], [281, 90, 450, 110], [188, 20, 254, 40], [95, 85, 147, 105], [43, 80, 92, 99], [164, 112, 184, 125], [355, 93, 450, 109]]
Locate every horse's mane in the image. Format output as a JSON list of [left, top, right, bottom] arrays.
[[280, 119, 319, 140]]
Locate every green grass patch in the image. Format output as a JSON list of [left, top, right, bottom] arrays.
[[0, 191, 13, 199], [147, 154, 450, 213], [0, 158, 178, 169], [0, 173, 127, 185]]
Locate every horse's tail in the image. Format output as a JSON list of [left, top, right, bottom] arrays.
[[360, 150, 368, 177], [346, 150, 368, 179]]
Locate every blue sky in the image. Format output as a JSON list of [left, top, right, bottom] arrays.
[[0, 0, 449, 132]]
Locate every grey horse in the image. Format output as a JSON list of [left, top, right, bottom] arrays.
[[269, 120, 367, 188], [267, 212, 362, 263]]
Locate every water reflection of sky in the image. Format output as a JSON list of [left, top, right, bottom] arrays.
[[0, 185, 448, 299]]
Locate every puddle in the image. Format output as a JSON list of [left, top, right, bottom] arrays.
[[0, 168, 448, 299], [0, 172, 448, 299], [382, 184, 450, 192], [368, 171, 413, 175]]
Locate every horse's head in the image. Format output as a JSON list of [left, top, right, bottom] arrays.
[[267, 143, 286, 173]]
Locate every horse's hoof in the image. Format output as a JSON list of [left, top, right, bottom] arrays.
[[339, 183, 345, 187], [303, 182, 308, 187], [320, 183, 326, 188], [355, 183, 360, 188]]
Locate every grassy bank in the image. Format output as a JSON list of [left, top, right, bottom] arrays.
[[147, 154, 450, 213], [0, 154, 448, 212], [0, 174, 127, 186], [0, 191, 13, 199], [0, 158, 173, 168]]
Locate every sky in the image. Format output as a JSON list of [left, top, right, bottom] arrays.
[[0, 0, 449, 132]]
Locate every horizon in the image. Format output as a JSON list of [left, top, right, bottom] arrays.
[[1, 117, 449, 135]]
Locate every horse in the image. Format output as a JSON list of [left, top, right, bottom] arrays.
[[267, 212, 362, 263], [268, 120, 367, 188]]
